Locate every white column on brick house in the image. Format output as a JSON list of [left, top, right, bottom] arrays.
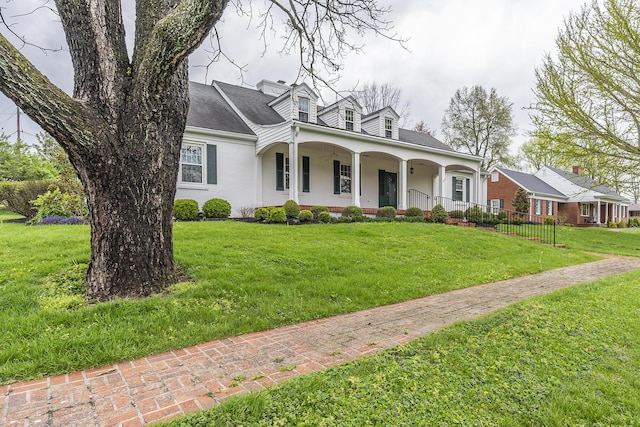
[[605, 202, 609, 223], [352, 152, 361, 207], [399, 159, 407, 210], [597, 200, 601, 224]]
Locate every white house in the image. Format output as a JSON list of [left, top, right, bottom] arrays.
[[176, 80, 487, 215]]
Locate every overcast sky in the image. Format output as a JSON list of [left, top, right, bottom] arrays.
[[0, 0, 587, 155]]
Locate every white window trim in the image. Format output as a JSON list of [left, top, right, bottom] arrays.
[[455, 178, 463, 201], [546, 201, 553, 216], [580, 203, 590, 217], [178, 142, 206, 187], [534, 199, 542, 215], [340, 163, 352, 194], [384, 117, 393, 138], [345, 109, 354, 131], [298, 97, 310, 122], [491, 172, 499, 182], [491, 199, 501, 214]]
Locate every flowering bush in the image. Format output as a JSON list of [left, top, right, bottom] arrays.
[[35, 216, 87, 225]]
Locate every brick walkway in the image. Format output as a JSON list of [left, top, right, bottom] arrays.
[[2, 255, 640, 427]]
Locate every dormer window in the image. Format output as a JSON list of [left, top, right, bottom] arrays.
[[385, 118, 393, 138], [298, 97, 309, 122], [345, 109, 354, 131]]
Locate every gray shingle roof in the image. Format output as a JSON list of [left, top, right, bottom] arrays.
[[546, 166, 622, 197], [214, 81, 285, 125], [187, 82, 254, 135], [398, 129, 455, 152], [498, 168, 566, 198]]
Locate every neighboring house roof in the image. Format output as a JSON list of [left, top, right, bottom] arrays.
[[398, 129, 454, 152], [545, 166, 623, 198], [187, 82, 255, 135], [213, 80, 286, 125], [497, 167, 566, 198], [629, 203, 640, 212]]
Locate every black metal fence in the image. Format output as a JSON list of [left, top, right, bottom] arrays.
[[431, 196, 556, 246]]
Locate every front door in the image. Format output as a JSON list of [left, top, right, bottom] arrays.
[[378, 170, 398, 208]]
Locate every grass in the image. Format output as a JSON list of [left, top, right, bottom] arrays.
[[0, 219, 598, 385], [554, 225, 640, 257], [163, 271, 640, 426]]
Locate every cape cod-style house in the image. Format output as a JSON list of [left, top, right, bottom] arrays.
[[488, 165, 630, 226], [177, 80, 488, 215]]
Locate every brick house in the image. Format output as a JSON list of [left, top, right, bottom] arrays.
[[487, 167, 566, 220]]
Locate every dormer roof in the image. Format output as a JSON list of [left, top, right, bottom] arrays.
[[267, 82, 319, 107], [362, 106, 400, 122], [319, 95, 362, 113]]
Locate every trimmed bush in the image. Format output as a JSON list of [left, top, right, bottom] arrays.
[[202, 198, 231, 218], [404, 207, 424, 218], [497, 210, 508, 222], [512, 217, 523, 226], [173, 199, 199, 221], [430, 204, 448, 224], [376, 206, 396, 219], [317, 211, 332, 223], [36, 216, 87, 225], [342, 205, 363, 222], [310, 206, 329, 219], [254, 207, 269, 221], [464, 206, 485, 223], [269, 207, 287, 223], [630, 217, 640, 227], [618, 220, 627, 228], [544, 216, 555, 225], [282, 199, 300, 218], [449, 209, 464, 219], [298, 210, 313, 222], [30, 188, 85, 224]]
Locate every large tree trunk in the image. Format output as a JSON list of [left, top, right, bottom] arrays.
[[79, 75, 188, 299]]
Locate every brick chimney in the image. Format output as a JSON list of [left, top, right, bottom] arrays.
[[572, 166, 584, 175]]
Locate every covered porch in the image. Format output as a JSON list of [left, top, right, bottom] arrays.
[[258, 139, 484, 212]]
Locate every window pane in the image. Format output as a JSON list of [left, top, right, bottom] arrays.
[[181, 145, 202, 164], [340, 164, 351, 193], [345, 109, 354, 130], [299, 97, 309, 122], [182, 165, 202, 183]]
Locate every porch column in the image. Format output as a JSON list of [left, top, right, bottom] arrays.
[[605, 202, 609, 224], [256, 155, 263, 206], [473, 169, 480, 204], [352, 152, 361, 207], [399, 159, 407, 210], [439, 165, 446, 204], [597, 200, 601, 224], [288, 140, 299, 203]]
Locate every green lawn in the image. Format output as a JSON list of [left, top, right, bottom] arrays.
[[0, 220, 597, 385], [165, 271, 640, 426], [555, 225, 640, 257]]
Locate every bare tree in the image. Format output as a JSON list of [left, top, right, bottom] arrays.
[[351, 81, 411, 126], [413, 120, 435, 136], [0, 1, 403, 300], [441, 85, 516, 170]]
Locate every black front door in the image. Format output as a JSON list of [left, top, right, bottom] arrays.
[[378, 170, 398, 208]]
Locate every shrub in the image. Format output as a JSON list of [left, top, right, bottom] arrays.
[[544, 216, 555, 225], [30, 188, 85, 224], [36, 216, 87, 225], [497, 210, 508, 222], [310, 206, 329, 219], [0, 180, 58, 219], [342, 205, 363, 221], [512, 217, 523, 225], [464, 206, 484, 223], [173, 199, 199, 221], [448, 209, 464, 219], [404, 207, 423, 218], [618, 220, 627, 228], [298, 210, 313, 222], [630, 217, 640, 227], [557, 212, 569, 226], [254, 207, 270, 221], [317, 211, 332, 223], [237, 205, 255, 218], [430, 204, 448, 224], [269, 207, 287, 223], [376, 206, 396, 219], [282, 199, 300, 218], [608, 221, 617, 228], [202, 198, 231, 218], [396, 215, 424, 223]]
